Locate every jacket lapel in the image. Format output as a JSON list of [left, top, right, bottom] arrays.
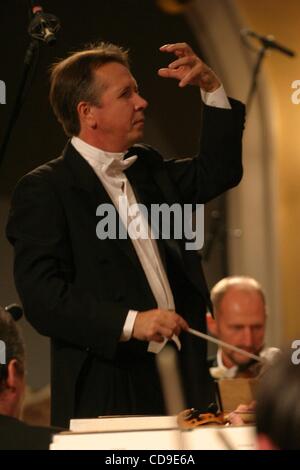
[[125, 146, 210, 302]]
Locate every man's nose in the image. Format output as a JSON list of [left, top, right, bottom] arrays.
[[242, 327, 254, 347], [134, 94, 148, 110]]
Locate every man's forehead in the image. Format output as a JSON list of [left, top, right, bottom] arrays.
[[218, 288, 266, 320], [224, 312, 265, 325], [94, 62, 136, 87], [222, 286, 264, 305]]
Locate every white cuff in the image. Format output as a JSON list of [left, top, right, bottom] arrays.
[[201, 85, 231, 109], [120, 310, 138, 342]]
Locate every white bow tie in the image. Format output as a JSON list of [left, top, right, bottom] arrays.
[[103, 154, 138, 177]]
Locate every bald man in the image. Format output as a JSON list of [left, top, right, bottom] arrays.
[[206, 276, 278, 379]]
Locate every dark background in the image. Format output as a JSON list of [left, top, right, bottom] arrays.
[[0, 0, 204, 193]]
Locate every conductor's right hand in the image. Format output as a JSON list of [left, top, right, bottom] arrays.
[[132, 309, 189, 343]]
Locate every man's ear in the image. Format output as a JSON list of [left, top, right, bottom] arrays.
[[6, 359, 23, 391], [206, 312, 217, 336], [77, 101, 97, 129], [2, 359, 25, 418]]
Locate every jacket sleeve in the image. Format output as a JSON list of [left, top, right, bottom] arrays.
[[6, 173, 129, 360], [163, 98, 245, 204]]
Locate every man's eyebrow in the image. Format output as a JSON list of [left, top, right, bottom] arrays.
[[117, 82, 139, 94], [118, 84, 130, 92]]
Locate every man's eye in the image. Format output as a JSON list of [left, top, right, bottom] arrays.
[[253, 325, 263, 331], [121, 89, 131, 98], [232, 326, 242, 331]]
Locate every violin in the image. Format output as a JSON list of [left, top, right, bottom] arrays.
[[177, 406, 256, 429], [177, 408, 228, 429]]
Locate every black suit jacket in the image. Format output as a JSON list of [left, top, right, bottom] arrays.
[[0, 414, 60, 450], [6, 100, 245, 427]]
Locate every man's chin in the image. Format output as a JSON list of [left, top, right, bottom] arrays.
[[234, 358, 253, 367], [128, 131, 144, 147], [229, 353, 256, 367]]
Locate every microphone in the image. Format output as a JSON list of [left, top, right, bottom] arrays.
[[28, 2, 61, 45], [5, 304, 23, 322], [241, 29, 295, 57]]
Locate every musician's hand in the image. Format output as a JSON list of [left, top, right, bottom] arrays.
[[132, 308, 189, 342], [226, 401, 256, 426], [158, 42, 221, 92]]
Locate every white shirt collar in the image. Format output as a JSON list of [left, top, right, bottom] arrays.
[[208, 349, 238, 379], [71, 136, 125, 170], [217, 348, 238, 376]]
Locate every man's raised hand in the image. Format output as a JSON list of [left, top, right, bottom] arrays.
[[158, 42, 220, 92]]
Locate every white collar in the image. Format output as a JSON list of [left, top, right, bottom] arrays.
[[209, 349, 238, 379], [217, 348, 238, 374], [71, 136, 126, 169]]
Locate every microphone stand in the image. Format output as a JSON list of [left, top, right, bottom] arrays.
[[246, 45, 267, 111], [245, 31, 295, 111], [0, 2, 60, 168], [0, 37, 39, 167]]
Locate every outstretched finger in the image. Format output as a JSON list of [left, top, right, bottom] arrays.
[[159, 43, 193, 57], [168, 56, 196, 70], [157, 67, 182, 80]]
